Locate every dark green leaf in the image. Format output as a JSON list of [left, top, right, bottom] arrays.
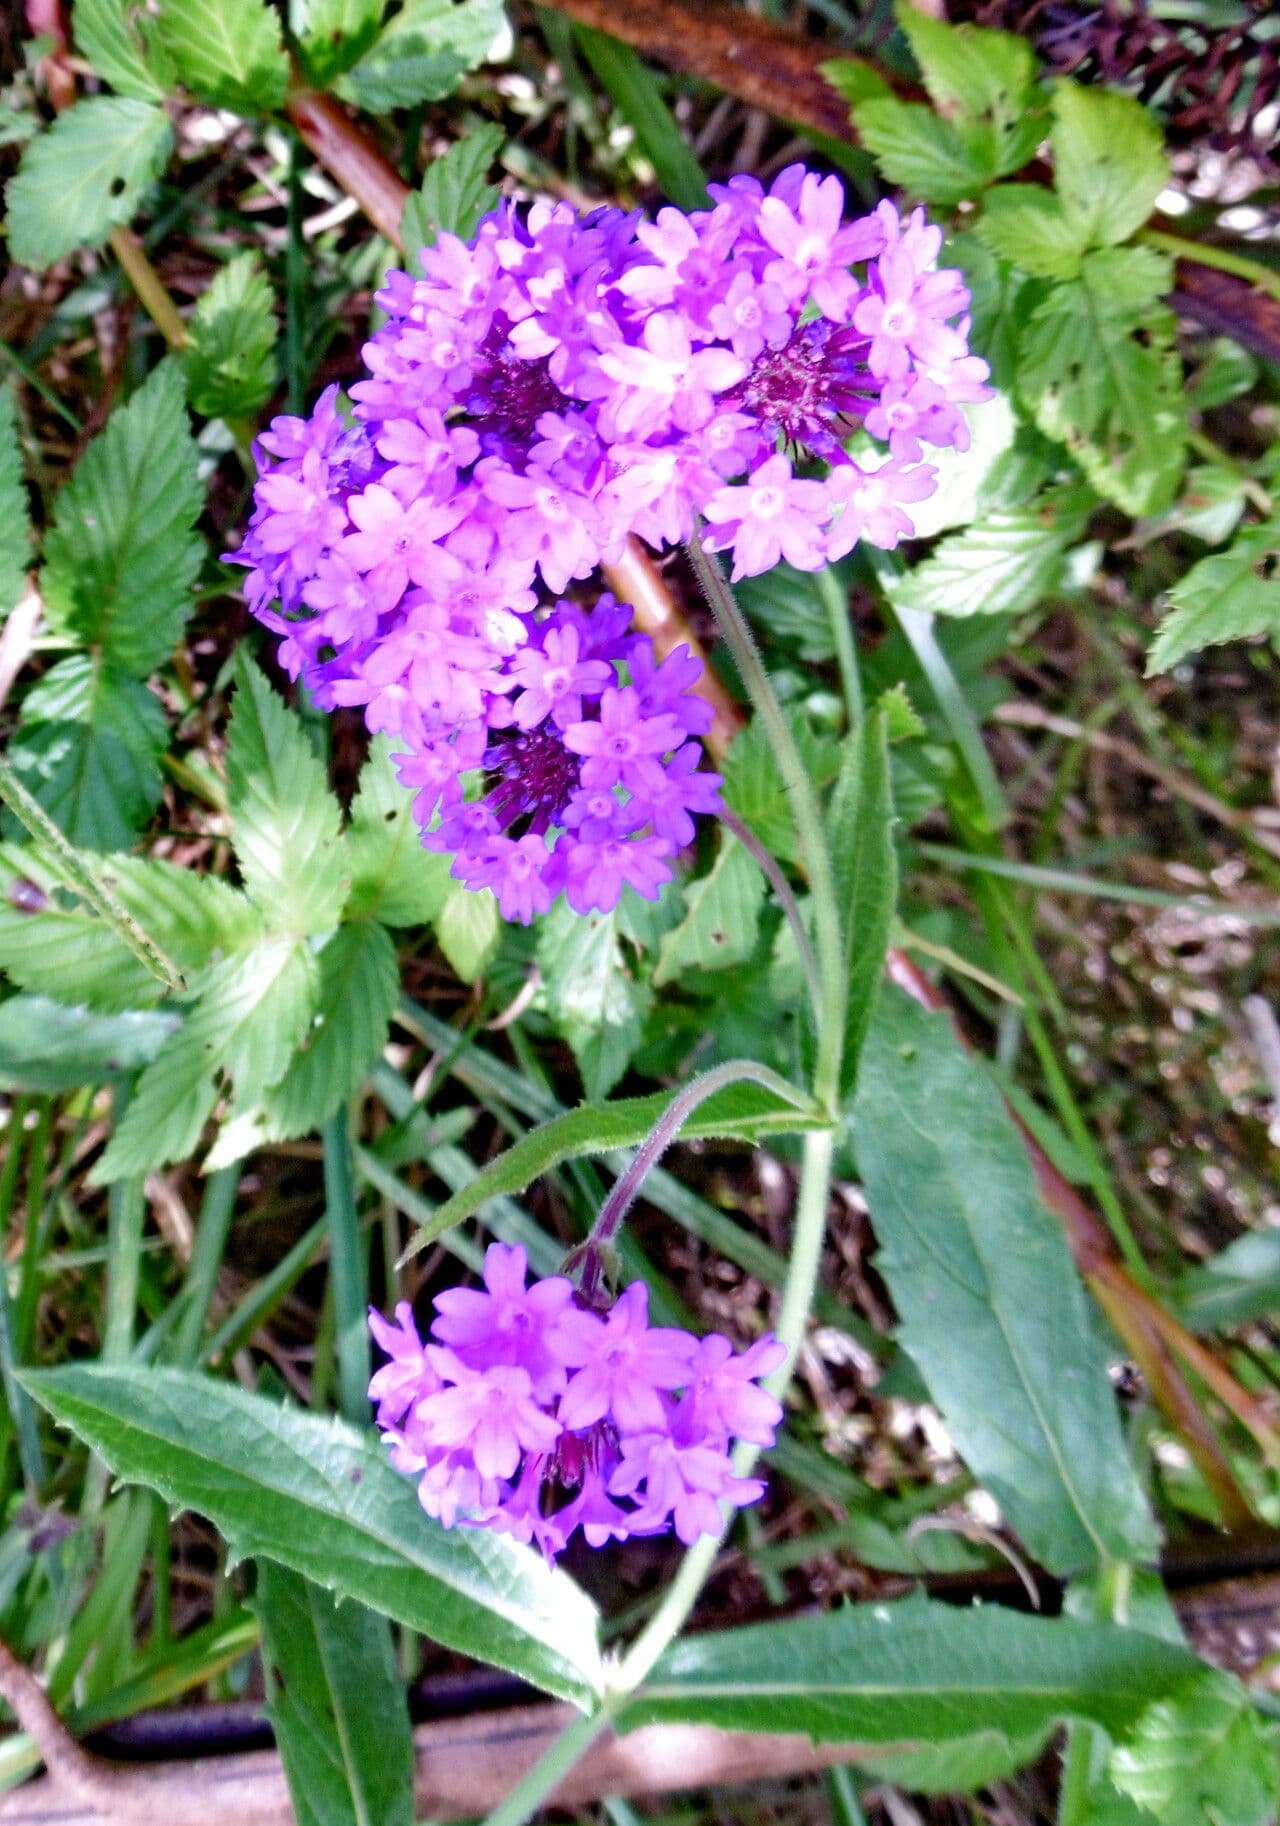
[[941, 234, 1031, 393], [21, 1364, 603, 1707], [296, 0, 386, 86], [828, 708, 897, 1097], [255, 1565, 414, 1826], [338, 0, 508, 112], [1050, 80, 1168, 249], [9, 656, 167, 850], [0, 995, 179, 1092], [1147, 517, 1280, 674], [344, 737, 453, 927], [886, 486, 1094, 620], [653, 836, 765, 985], [1109, 1670, 1280, 1826], [152, 0, 288, 112], [0, 386, 32, 616], [736, 561, 836, 663], [402, 124, 504, 272], [41, 362, 203, 676], [183, 254, 278, 420], [537, 900, 650, 1100], [73, 0, 171, 100], [5, 97, 173, 269], [851, 988, 1160, 1572]]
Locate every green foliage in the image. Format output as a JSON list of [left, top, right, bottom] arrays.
[[573, 24, 710, 214], [851, 988, 1159, 1572], [151, 0, 289, 113], [653, 836, 764, 985], [0, 386, 31, 616], [828, 707, 896, 1097], [0, 995, 178, 1093], [434, 880, 500, 981], [402, 123, 505, 270], [5, 96, 173, 268], [343, 737, 453, 926], [73, 0, 172, 101], [296, 0, 387, 87], [886, 485, 1094, 619], [21, 1364, 604, 1707], [1174, 1229, 1280, 1333], [338, 0, 509, 112], [974, 186, 1089, 280], [1050, 81, 1170, 250], [537, 900, 651, 1099], [254, 1564, 415, 1826], [1148, 516, 1280, 673], [1109, 1671, 1280, 1826], [182, 254, 279, 420]]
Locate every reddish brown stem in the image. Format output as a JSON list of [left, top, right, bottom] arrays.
[[285, 92, 411, 245]]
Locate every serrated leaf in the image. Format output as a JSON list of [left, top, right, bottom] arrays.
[[5, 97, 173, 269], [976, 186, 1089, 280], [8, 656, 167, 850], [402, 1077, 822, 1257], [851, 987, 1160, 1572], [828, 708, 897, 1097], [896, 6, 1045, 179], [536, 899, 650, 1100], [92, 940, 318, 1182], [402, 123, 504, 273], [625, 1593, 1204, 1756], [152, 0, 288, 112], [21, 1364, 603, 1707], [1147, 517, 1280, 674], [721, 717, 842, 865], [0, 845, 258, 1011], [226, 655, 347, 937], [1051, 80, 1169, 249], [344, 737, 453, 927], [847, 97, 991, 207], [73, 0, 170, 100], [434, 881, 499, 982], [653, 837, 764, 986], [0, 995, 179, 1093], [183, 254, 278, 421], [338, 0, 509, 112], [1018, 248, 1186, 516], [41, 362, 203, 677], [255, 1565, 414, 1826], [296, 0, 386, 85], [0, 387, 31, 616], [1110, 1671, 1280, 1826], [887, 486, 1094, 620], [208, 923, 399, 1165]]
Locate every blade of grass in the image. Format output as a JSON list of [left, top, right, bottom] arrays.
[[916, 841, 1280, 923], [572, 24, 710, 210], [323, 1109, 370, 1426], [200, 1216, 328, 1368], [173, 1166, 240, 1368], [889, 605, 1008, 832]]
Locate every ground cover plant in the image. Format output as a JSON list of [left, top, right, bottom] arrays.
[[0, 1, 1278, 1823]]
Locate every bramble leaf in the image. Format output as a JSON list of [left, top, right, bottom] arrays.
[[73, 0, 172, 100], [402, 123, 504, 273], [296, 0, 386, 86], [1109, 1670, 1280, 1826], [887, 486, 1094, 619], [344, 736, 453, 927], [537, 900, 650, 1099], [152, 0, 289, 112], [338, 0, 509, 112], [975, 186, 1090, 280], [5, 97, 173, 268], [183, 254, 278, 420], [1147, 516, 1280, 673], [1051, 80, 1169, 250]]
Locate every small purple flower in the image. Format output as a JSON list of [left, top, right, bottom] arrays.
[[553, 1281, 697, 1432], [610, 1429, 766, 1545], [433, 1242, 574, 1400], [701, 455, 830, 579], [414, 1357, 562, 1482]]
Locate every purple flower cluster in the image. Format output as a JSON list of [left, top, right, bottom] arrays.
[[230, 167, 986, 912], [369, 1243, 786, 1560]]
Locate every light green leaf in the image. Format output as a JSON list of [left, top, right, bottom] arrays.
[[5, 97, 173, 269], [152, 0, 288, 112], [41, 362, 203, 677], [345, 737, 454, 927], [1018, 248, 1187, 516], [183, 254, 278, 421], [21, 1364, 603, 1708], [537, 900, 650, 1100], [1147, 517, 1280, 674], [254, 1565, 414, 1826], [887, 486, 1094, 620], [975, 186, 1089, 280], [1110, 1670, 1280, 1826], [227, 655, 347, 937], [92, 940, 318, 1182], [828, 708, 897, 1098], [296, 0, 386, 85], [625, 1593, 1204, 1758], [207, 923, 399, 1165], [0, 387, 31, 616], [721, 717, 842, 865], [0, 995, 179, 1093], [851, 988, 1160, 1572], [1133, 465, 1246, 550], [845, 97, 991, 207], [434, 881, 499, 982], [9, 656, 167, 850], [402, 1077, 823, 1258], [898, 393, 1019, 542], [896, 6, 1045, 178], [1051, 80, 1169, 249], [653, 836, 764, 986], [1174, 1229, 1280, 1334], [402, 123, 504, 272], [73, 0, 170, 100], [339, 0, 509, 112]]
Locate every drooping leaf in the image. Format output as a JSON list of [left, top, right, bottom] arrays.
[[653, 836, 765, 986], [5, 98, 173, 268], [1109, 1670, 1280, 1826], [9, 656, 168, 850], [1147, 517, 1280, 674], [434, 881, 499, 982], [91, 940, 318, 1182], [22, 1364, 603, 1708], [296, 0, 386, 85], [73, 0, 171, 100], [851, 988, 1160, 1572], [0, 389, 30, 617], [886, 486, 1094, 620], [254, 1564, 414, 1826], [537, 900, 650, 1099], [828, 707, 897, 1097], [975, 186, 1090, 280], [338, 0, 509, 112], [401, 123, 504, 272], [226, 654, 347, 937], [182, 254, 278, 421], [0, 995, 179, 1093], [400, 1075, 820, 1259], [41, 362, 203, 676], [151, 0, 289, 112], [1050, 80, 1169, 250], [344, 736, 453, 927]]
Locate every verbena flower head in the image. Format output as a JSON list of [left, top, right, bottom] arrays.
[[370, 1243, 786, 1560], [229, 168, 986, 902]]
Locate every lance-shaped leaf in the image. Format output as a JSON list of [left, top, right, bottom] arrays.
[[851, 988, 1160, 1572], [22, 1364, 603, 1708], [827, 705, 897, 1098]]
